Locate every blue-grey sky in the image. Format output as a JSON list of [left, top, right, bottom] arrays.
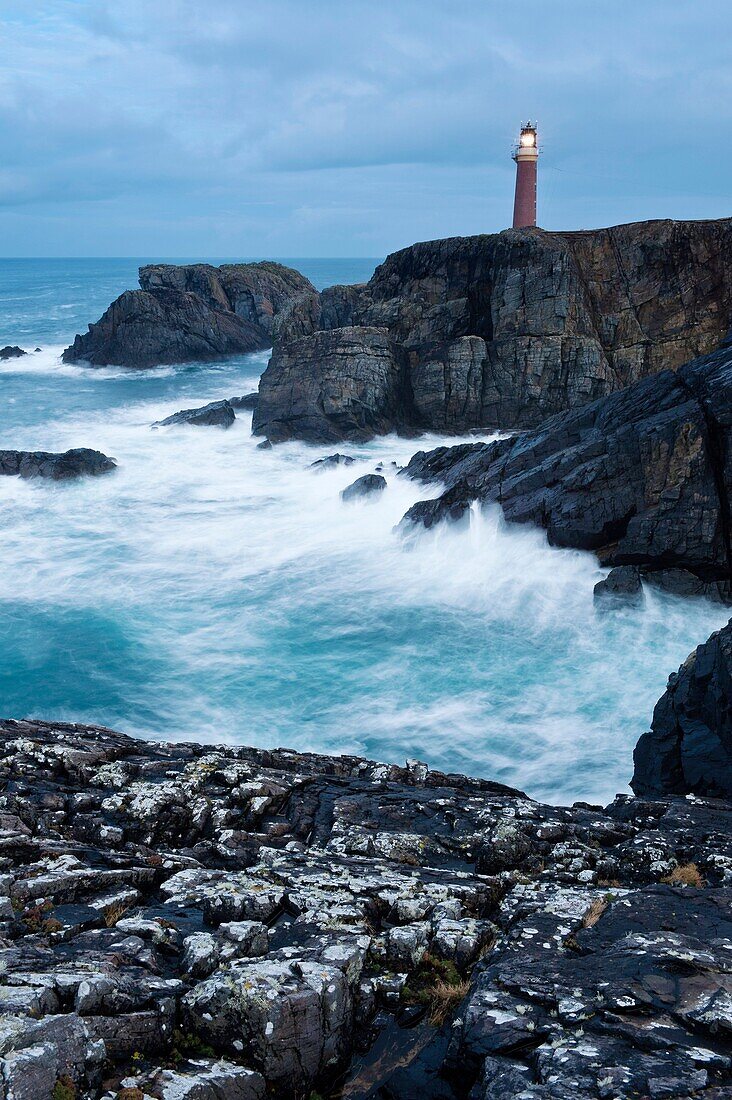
[[1, 0, 730, 257]]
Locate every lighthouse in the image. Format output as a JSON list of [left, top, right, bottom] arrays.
[[512, 122, 538, 228]]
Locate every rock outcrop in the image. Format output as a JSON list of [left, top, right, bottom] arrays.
[[2, 719, 732, 1099], [138, 262, 313, 343], [633, 619, 732, 798], [310, 453, 356, 469], [0, 448, 116, 480], [254, 327, 408, 443], [341, 472, 387, 501], [62, 288, 262, 369], [402, 342, 732, 600], [593, 566, 645, 609], [63, 263, 314, 368], [153, 400, 236, 429], [253, 219, 732, 442], [0, 345, 26, 360]]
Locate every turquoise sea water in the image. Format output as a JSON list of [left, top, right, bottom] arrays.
[[0, 258, 727, 803]]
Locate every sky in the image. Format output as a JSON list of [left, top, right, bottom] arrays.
[[1, 0, 731, 257]]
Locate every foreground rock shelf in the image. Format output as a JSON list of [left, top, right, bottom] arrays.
[[2, 719, 732, 1099]]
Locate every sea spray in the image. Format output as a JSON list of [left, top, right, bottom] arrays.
[[0, 351, 727, 803], [0, 257, 729, 803]]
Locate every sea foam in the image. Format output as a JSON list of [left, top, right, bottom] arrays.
[[0, 345, 727, 804]]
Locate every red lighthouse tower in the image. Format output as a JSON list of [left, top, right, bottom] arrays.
[[512, 122, 538, 228]]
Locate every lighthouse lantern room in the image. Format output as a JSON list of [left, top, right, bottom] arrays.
[[512, 122, 539, 229]]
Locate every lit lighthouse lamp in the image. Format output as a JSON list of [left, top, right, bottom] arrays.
[[512, 123, 539, 229]]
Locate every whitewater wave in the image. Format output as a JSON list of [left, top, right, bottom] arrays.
[[0, 345, 271, 383], [6, 257, 727, 805], [0, 346, 177, 381], [0, 363, 727, 805]]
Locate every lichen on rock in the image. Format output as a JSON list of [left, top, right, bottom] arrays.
[[1, 719, 732, 1097]]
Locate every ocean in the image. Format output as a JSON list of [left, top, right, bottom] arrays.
[[0, 257, 726, 803]]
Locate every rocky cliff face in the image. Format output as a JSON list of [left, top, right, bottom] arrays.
[[253, 219, 732, 442], [402, 342, 732, 600], [138, 261, 313, 342], [3, 719, 732, 1099], [63, 262, 314, 368], [253, 326, 409, 443]]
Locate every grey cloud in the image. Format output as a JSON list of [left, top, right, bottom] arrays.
[[0, 0, 730, 255]]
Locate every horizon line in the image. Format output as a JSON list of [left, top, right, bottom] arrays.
[[0, 255, 385, 262]]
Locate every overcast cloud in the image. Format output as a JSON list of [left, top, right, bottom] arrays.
[[1, 0, 730, 256]]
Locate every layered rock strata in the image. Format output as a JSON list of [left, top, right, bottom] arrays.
[[2, 720, 732, 1098], [254, 219, 732, 442]]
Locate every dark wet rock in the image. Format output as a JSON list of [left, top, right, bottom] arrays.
[[2, 719, 732, 1098], [228, 392, 259, 410], [403, 481, 474, 530], [253, 326, 407, 443], [0, 447, 116, 480], [402, 343, 732, 599], [310, 453, 356, 469], [593, 566, 644, 609], [62, 262, 314, 368], [644, 567, 732, 602], [341, 472, 387, 501], [457, 884, 732, 1098], [62, 287, 262, 369], [633, 619, 732, 799], [256, 439, 272, 450], [255, 219, 732, 442], [153, 400, 236, 429], [0, 345, 25, 360]]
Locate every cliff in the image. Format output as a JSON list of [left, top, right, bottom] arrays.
[[2, 718, 732, 1099], [253, 218, 732, 442], [63, 262, 314, 368]]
